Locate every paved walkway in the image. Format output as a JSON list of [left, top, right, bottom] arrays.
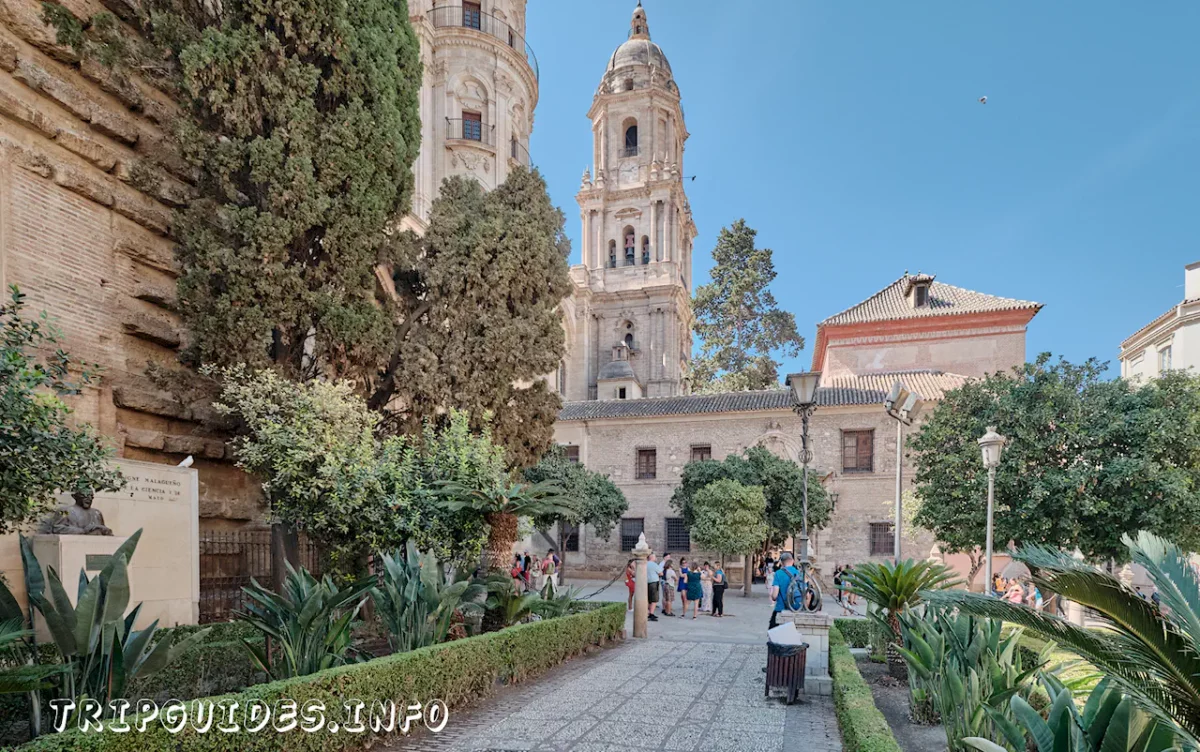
[[392, 579, 844, 752]]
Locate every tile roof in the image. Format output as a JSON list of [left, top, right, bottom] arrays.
[[558, 370, 971, 421], [1120, 298, 1198, 349], [820, 273, 1042, 326]]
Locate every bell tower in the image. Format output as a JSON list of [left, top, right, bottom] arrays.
[[564, 3, 697, 401]]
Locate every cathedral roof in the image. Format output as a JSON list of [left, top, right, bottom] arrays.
[[820, 273, 1042, 327], [597, 359, 637, 381], [606, 3, 672, 75], [558, 369, 970, 421]]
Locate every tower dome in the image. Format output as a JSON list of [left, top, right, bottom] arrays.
[[606, 3, 672, 74]]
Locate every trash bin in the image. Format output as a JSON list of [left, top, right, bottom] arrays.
[[764, 640, 808, 705]]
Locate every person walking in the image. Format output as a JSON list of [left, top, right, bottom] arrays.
[[711, 564, 726, 617], [769, 552, 800, 630], [624, 560, 636, 611], [685, 562, 703, 619], [844, 564, 858, 609], [511, 554, 525, 591], [663, 560, 678, 616], [678, 558, 690, 617], [646, 552, 663, 622], [700, 562, 714, 613]]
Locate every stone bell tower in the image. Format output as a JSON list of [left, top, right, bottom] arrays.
[[561, 2, 698, 402]]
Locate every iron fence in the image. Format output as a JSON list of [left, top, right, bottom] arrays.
[[446, 117, 495, 146], [199, 530, 325, 624], [429, 6, 539, 81]]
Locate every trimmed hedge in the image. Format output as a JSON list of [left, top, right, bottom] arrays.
[[834, 618, 871, 649], [830, 626, 903, 752], [14, 603, 625, 751]]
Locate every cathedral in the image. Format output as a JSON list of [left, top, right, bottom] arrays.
[[550, 5, 1043, 585]]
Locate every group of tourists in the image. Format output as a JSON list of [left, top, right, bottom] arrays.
[[626, 552, 728, 620], [831, 563, 859, 615], [992, 574, 1045, 610], [511, 548, 559, 592]]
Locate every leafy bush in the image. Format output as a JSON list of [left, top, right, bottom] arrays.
[[830, 626, 903, 752], [834, 618, 871, 649], [480, 574, 542, 629], [372, 543, 484, 653], [17, 603, 625, 751]]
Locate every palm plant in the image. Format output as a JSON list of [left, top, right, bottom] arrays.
[[0, 620, 63, 695], [372, 542, 485, 653], [479, 574, 541, 629], [926, 531, 1200, 748], [531, 583, 585, 619], [964, 675, 1179, 752], [236, 562, 372, 680], [434, 479, 575, 572]]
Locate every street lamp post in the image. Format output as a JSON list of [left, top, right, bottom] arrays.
[[978, 426, 1006, 595], [786, 371, 821, 568], [884, 382, 922, 564]]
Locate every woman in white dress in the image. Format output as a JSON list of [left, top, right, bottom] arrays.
[[700, 562, 714, 613]]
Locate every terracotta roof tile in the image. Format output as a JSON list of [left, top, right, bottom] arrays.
[[820, 274, 1041, 326], [558, 370, 971, 421]]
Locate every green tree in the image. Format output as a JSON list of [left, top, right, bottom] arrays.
[[689, 479, 770, 564], [909, 355, 1200, 567], [369, 170, 573, 468], [434, 480, 574, 573], [524, 445, 628, 572], [0, 286, 122, 534], [690, 220, 803, 393]]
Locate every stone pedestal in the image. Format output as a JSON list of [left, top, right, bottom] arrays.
[[29, 535, 130, 642], [792, 611, 834, 695], [632, 533, 650, 638]]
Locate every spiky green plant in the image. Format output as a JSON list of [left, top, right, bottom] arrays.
[[0, 619, 63, 695], [531, 583, 585, 620], [846, 559, 961, 641], [926, 531, 1200, 748], [963, 675, 1180, 752], [434, 480, 575, 572], [18, 531, 207, 711], [235, 563, 372, 680], [479, 574, 541, 629], [372, 542, 485, 653]]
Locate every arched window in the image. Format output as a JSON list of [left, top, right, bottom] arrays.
[[608, 240, 617, 268], [623, 226, 636, 265], [623, 120, 638, 158], [558, 361, 567, 394], [624, 332, 635, 350], [641, 236, 650, 264], [624, 78, 634, 92]]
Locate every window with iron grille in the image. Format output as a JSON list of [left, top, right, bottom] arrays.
[[636, 448, 657, 479], [842, 430, 874, 472], [869, 522, 894, 556], [665, 518, 690, 552], [462, 111, 483, 141], [462, 2, 482, 29], [562, 445, 580, 463], [562, 522, 580, 552], [690, 445, 712, 463], [620, 518, 644, 551]]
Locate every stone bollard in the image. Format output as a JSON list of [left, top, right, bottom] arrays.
[[632, 532, 650, 638], [792, 612, 834, 695]]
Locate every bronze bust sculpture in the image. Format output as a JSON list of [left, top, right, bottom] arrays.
[[37, 490, 113, 536]]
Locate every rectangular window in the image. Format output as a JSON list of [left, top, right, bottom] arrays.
[[618, 387, 627, 400], [620, 518, 644, 552], [869, 522, 895, 556], [842, 430, 874, 473], [1160, 346, 1173, 372], [562, 522, 580, 552], [636, 448, 657, 479], [462, 111, 482, 141], [690, 445, 712, 463], [665, 518, 690, 552], [562, 445, 580, 463], [462, 2, 482, 29], [914, 284, 929, 307]]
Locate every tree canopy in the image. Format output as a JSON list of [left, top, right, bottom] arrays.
[[0, 287, 123, 534], [670, 446, 831, 547], [688, 479, 769, 558], [690, 220, 803, 393], [909, 354, 1200, 564], [524, 445, 628, 541]]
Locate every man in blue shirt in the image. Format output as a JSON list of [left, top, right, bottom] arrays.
[[769, 551, 800, 630], [646, 552, 663, 622]]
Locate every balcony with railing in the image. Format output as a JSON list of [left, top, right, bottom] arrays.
[[447, 117, 495, 147], [429, 6, 539, 82], [509, 138, 531, 167]]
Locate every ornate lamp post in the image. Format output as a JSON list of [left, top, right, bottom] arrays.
[[884, 382, 922, 564], [978, 426, 1006, 595], [786, 371, 821, 567]]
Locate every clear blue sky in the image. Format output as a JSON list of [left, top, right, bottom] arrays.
[[526, 1, 1200, 379]]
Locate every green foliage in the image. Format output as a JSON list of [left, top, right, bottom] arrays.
[[835, 618, 873, 649], [671, 446, 831, 546], [910, 355, 1200, 563], [531, 584, 587, 620], [845, 559, 959, 640], [830, 626, 904, 752], [963, 675, 1179, 752], [479, 575, 542, 629], [235, 563, 372, 680], [435, 479, 571, 572], [371, 168, 574, 468], [0, 620, 63, 695], [897, 608, 1045, 750], [0, 286, 123, 534], [16, 604, 626, 751], [19, 531, 208, 712], [690, 219, 804, 393], [927, 531, 1200, 748], [372, 542, 485, 654], [688, 479, 770, 557], [525, 445, 628, 541]]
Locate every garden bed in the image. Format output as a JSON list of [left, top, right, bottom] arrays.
[[829, 625, 904, 752]]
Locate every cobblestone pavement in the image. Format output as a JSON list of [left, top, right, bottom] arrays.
[[390, 580, 843, 752]]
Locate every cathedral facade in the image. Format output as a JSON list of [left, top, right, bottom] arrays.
[[551, 6, 1043, 586]]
